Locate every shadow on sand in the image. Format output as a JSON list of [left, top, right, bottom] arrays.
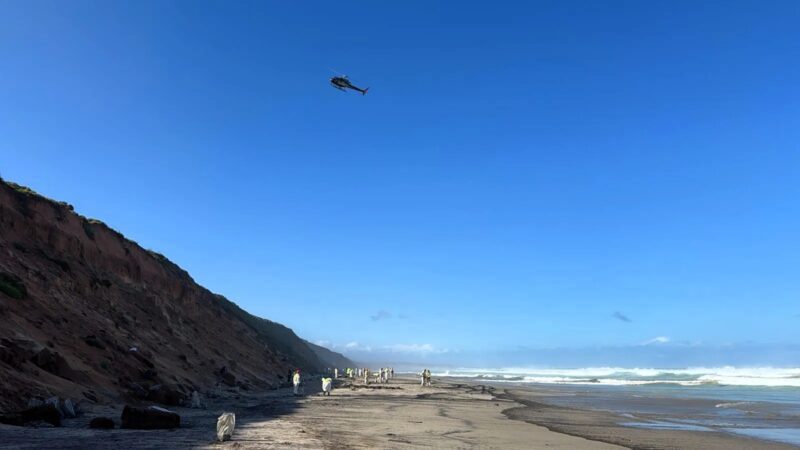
[[0, 385, 314, 449]]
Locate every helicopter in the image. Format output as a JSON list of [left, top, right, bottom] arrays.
[[330, 75, 369, 95]]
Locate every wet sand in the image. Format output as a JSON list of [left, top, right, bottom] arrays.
[[0, 376, 794, 449], [501, 387, 797, 449]]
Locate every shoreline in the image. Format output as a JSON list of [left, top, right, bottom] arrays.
[[495, 386, 797, 449], [0, 375, 796, 448]]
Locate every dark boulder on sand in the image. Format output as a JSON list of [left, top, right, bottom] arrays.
[[42, 396, 78, 419], [89, 417, 115, 429], [121, 405, 180, 429], [0, 404, 61, 427]]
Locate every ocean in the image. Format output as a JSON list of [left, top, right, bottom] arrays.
[[429, 367, 800, 446]]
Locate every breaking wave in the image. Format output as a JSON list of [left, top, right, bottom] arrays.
[[431, 367, 800, 388]]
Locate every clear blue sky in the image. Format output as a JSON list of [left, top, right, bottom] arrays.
[[2, 1, 798, 366]]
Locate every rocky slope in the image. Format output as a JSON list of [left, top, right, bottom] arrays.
[[0, 179, 352, 413]]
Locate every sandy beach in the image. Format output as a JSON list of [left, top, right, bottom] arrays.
[[0, 376, 616, 449], [1, 375, 794, 449]]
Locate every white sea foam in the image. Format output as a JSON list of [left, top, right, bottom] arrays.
[[715, 401, 754, 408], [431, 367, 800, 388]]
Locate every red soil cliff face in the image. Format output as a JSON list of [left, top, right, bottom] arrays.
[[0, 181, 347, 412]]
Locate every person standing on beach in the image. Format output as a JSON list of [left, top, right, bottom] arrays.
[[321, 377, 332, 396], [292, 369, 301, 395]]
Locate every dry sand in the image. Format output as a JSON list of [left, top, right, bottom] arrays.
[[0, 376, 793, 449], [204, 377, 621, 449], [0, 376, 617, 449]]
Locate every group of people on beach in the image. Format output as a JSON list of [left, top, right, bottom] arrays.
[[288, 368, 335, 396], [284, 366, 403, 398], [420, 368, 432, 386], [289, 367, 431, 397], [374, 367, 393, 384], [336, 367, 394, 384]]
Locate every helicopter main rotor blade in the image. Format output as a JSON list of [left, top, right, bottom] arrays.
[[328, 68, 363, 83]]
